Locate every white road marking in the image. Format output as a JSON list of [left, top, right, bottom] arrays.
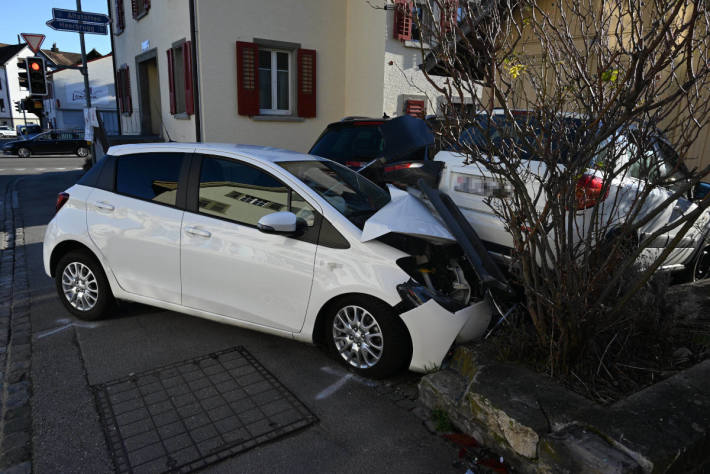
[[36, 168, 46, 171], [315, 366, 378, 400], [316, 374, 354, 400], [14, 168, 25, 171], [36, 319, 102, 339]]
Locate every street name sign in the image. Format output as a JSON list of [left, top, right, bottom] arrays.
[[20, 33, 46, 53], [46, 19, 108, 35], [52, 8, 110, 25]]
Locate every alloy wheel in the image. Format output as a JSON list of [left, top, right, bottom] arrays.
[[61, 262, 99, 311], [332, 305, 384, 369], [77, 147, 89, 157], [17, 148, 30, 158]]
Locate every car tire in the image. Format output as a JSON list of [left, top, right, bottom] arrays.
[[55, 250, 114, 321], [325, 296, 411, 379], [76, 146, 90, 157], [17, 147, 30, 158]]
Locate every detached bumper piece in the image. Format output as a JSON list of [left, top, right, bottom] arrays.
[[417, 179, 515, 298], [399, 298, 491, 372]]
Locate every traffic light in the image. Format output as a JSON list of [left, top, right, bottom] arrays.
[[27, 57, 47, 96], [17, 57, 47, 95], [17, 59, 29, 90], [14, 100, 23, 113]]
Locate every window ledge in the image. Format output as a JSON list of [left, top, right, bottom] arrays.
[[173, 113, 190, 120], [403, 40, 431, 50], [251, 115, 305, 122], [135, 11, 148, 21]]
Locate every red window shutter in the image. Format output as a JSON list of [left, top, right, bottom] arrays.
[[440, 0, 459, 33], [119, 67, 128, 114], [166, 49, 176, 115], [405, 99, 425, 118], [183, 41, 194, 115], [124, 66, 132, 115], [297, 48, 316, 118], [116, 68, 124, 113], [236, 41, 259, 116], [116, 0, 125, 31], [393, 0, 413, 40], [131, 0, 138, 19]]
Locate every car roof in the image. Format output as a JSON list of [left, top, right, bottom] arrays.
[[324, 117, 386, 128], [106, 142, 325, 165]]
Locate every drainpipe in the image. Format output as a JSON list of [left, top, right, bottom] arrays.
[[189, 0, 201, 142], [107, 0, 122, 136]]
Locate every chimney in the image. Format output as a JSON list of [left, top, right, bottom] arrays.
[[51, 43, 59, 52]]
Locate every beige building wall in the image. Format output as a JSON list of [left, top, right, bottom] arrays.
[[344, 0, 387, 117], [195, 0, 351, 152], [111, 0, 195, 141]]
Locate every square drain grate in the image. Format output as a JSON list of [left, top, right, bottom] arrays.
[[92, 346, 317, 473]]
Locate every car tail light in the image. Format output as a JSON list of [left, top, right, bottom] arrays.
[[352, 121, 384, 126], [575, 174, 608, 210], [384, 162, 424, 173], [345, 161, 366, 168], [55, 192, 69, 213]]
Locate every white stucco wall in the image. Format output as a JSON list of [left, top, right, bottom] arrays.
[[44, 55, 118, 132], [111, 0, 193, 140], [0, 67, 10, 125], [382, 9, 480, 117], [1, 45, 41, 127]]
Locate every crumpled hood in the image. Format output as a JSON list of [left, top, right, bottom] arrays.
[[361, 185, 454, 242]]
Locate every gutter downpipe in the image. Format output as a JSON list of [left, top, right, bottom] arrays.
[[106, 0, 122, 136], [189, 0, 202, 142]]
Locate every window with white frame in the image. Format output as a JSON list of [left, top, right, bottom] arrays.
[[258, 49, 291, 115]]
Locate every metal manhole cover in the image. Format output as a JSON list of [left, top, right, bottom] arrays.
[[92, 346, 317, 473]]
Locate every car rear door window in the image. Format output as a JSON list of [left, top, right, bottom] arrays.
[[198, 156, 315, 227], [310, 126, 384, 163], [116, 153, 184, 206]]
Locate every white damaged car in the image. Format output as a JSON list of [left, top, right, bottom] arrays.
[[43, 143, 503, 377]]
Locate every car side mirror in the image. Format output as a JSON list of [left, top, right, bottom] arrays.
[[257, 211, 298, 234]]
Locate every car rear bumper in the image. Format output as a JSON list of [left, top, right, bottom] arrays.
[[399, 298, 491, 372]]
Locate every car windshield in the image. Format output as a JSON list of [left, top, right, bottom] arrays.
[[309, 124, 384, 164], [278, 160, 391, 228], [457, 114, 585, 163]]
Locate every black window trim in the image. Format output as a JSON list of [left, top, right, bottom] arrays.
[[110, 152, 192, 210]]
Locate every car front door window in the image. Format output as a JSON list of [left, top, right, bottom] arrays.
[[198, 156, 315, 227]]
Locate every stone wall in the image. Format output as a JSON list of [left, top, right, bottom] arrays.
[[419, 294, 710, 474]]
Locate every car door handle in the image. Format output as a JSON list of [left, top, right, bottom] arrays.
[[184, 226, 211, 238], [95, 201, 115, 212]]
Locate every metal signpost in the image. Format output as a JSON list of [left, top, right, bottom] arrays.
[[45, 2, 109, 160]]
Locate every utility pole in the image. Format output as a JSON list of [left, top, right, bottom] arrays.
[[77, 0, 92, 110]]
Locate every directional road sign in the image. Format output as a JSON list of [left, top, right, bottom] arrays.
[[52, 8, 110, 25], [20, 33, 46, 53], [46, 19, 108, 35]]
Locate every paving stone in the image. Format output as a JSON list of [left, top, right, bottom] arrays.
[[0, 180, 33, 473]]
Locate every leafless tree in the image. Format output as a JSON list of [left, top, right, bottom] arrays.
[[404, 0, 710, 384]]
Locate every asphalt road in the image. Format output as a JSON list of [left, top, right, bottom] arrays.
[[2, 158, 461, 473], [0, 155, 85, 175]]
